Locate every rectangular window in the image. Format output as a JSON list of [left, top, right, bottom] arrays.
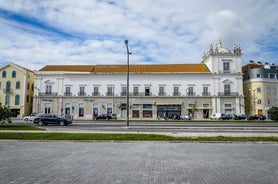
[[79, 103, 84, 117], [257, 99, 262, 105], [224, 84, 231, 95], [159, 86, 165, 96], [143, 110, 152, 118], [121, 86, 127, 96], [173, 86, 179, 96], [93, 103, 98, 117], [256, 74, 261, 78], [46, 85, 52, 94], [257, 88, 262, 93], [224, 103, 232, 108], [269, 73, 275, 79], [203, 104, 209, 107], [93, 86, 99, 96], [107, 103, 113, 114], [65, 87, 71, 96], [145, 87, 150, 96], [142, 104, 153, 117], [203, 86, 209, 96], [223, 62, 230, 73], [143, 104, 152, 109], [107, 86, 113, 96], [133, 86, 139, 95], [132, 110, 140, 118], [187, 87, 194, 96], [79, 87, 85, 96]]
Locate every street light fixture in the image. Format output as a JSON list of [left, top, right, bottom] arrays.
[[125, 40, 131, 127]]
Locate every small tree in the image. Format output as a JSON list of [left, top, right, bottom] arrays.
[[268, 106, 278, 122], [0, 106, 12, 123], [192, 102, 199, 119]]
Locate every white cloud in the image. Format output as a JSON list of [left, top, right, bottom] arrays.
[[0, 0, 278, 70]]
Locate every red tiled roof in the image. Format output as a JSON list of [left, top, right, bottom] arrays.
[[39, 64, 210, 73]]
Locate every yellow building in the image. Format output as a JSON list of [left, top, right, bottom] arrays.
[[243, 62, 278, 117], [0, 62, 35, 118]]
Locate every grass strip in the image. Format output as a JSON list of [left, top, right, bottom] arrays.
[[0, 124, 45, 131], [0, 132, 277, 142]]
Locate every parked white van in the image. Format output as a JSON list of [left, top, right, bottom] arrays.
[[210, 113, 226, 120]]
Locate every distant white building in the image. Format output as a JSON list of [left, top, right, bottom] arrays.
[[33, 40, 245, 120]]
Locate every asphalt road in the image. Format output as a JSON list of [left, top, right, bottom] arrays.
[[19, 120, 278, 137], [0, 140, 277, 184]]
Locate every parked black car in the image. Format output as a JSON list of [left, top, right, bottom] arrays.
[[168, 114, 181, 120], [237, 114, 248, 120], [247, 115, 266, 120], [33, 114, 72, 126], [225, 114, 239, 120], [93, 114, 112, 120]]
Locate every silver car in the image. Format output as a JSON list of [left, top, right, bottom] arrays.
[[23, 113, 38, 121]]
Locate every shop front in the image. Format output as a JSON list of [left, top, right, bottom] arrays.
[[157, 105, 181, 119]]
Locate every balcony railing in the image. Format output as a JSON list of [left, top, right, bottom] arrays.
[[64, 92, 72, 96], [106, 92, 114, 96], [186, 92, 196, 96], [92, 92, 100, 96], [39, 92, 58, 96], [218, 92, 239, 96], [158, 92, 167, 96], [173, 92, 181, 96], [120, 92, 127, 96], [3, 88, 12, 93], [78, 92, 86, 96], [202, 92, 211, 96]]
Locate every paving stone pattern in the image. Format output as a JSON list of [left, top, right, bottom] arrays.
[[0, 141, 277, 184]]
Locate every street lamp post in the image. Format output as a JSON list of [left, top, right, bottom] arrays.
[[125, 40, 131, 127]]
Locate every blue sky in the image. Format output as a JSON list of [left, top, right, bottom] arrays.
[[0, 0, 277, 70]]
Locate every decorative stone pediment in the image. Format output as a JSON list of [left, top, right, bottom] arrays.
[[222, 79, 233, 84], [44, 80, 55, 84]]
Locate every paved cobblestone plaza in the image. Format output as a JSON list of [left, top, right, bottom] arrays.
[[0, 141, 277, 184]]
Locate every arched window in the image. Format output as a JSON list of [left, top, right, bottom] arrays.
[[5, 95, 10, 106], [2, 71, 6, 78], [15, 95, 20, 105], [12, 71, 16, 78], [6, 81, 11, 91], [16, 81, 20, 89]]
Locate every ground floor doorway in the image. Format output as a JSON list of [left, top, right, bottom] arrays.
[[11, 109, 20, 117]]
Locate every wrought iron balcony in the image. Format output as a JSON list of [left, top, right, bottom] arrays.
[[173, 92, 181, 96], [64, 92, 72, 96], [92, 92, 100, 96], [3, 88, 12, 93], [202, 92, 211, 96], [186, 92, 196, 96], [78, 92, 86, 96], [158, 92, 167, 96], [106, 92, 114, 96], [218, 92, 239, 96], [39, 92, 58, 96]]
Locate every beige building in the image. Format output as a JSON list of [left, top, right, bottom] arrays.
[[242, 62, 278, 117], [0, 62, 35, 117]]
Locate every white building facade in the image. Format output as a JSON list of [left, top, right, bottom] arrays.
[[33, 40, 245, 120]]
